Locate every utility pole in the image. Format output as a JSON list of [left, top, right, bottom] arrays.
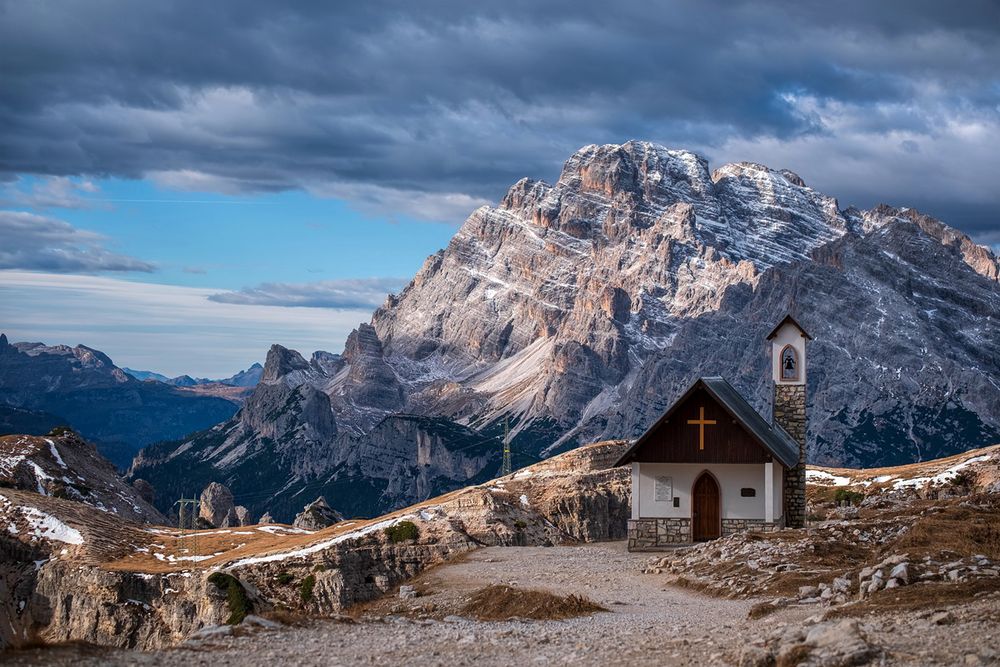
[[501, 415, 512, 477], [173, 496, 200, 555]]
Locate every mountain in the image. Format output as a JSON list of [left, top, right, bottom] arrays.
[[121, 368, 172, 383], [0, 335, 239, 468], [130, 346, 503, 521], [0, 430, 166, 524], [130, 141, 1000, 519], [123, 362, 264, 388]]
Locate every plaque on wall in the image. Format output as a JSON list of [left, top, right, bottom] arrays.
[[654, 476, 673, 502]]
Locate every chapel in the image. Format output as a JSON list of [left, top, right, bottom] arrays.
[[616, 315, 810, 550]]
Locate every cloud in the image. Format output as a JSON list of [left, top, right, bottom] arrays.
[[0, 270, 368, 377], [0, 210, 155, 273], [208, 277, 407, 309], [0, 1, 997, 233], [2, 176, 101, 209]]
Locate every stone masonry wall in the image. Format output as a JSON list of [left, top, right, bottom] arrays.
[[721, 517, 783, 538], [774, 383, 806, 528], [627, 518, 691, 551]]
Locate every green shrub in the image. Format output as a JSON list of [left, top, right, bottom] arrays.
[[384, 520, 419, 543], [950, 471, 973, 488], [513, 520, 527, 530], [207, 572, 252, 624], [299, 574, 316, 603], [834, 489, 864, 506], [275, 571, 294, 585], [312, 563, 327, 573]]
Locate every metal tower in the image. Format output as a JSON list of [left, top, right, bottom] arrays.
[[501, 415, 512, 476]]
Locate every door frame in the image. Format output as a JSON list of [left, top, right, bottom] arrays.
[[691, 469, 722, 541]]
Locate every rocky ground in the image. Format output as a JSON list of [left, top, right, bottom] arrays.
[[3, 441, 1000, 663], [7, 542, 1000, 666]]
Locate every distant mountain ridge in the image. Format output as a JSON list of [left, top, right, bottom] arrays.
[[0, 334, 239, 468], [123, 362, 263, 388], [131, 141, 1000, 521]]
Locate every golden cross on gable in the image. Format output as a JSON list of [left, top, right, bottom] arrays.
[[687, 406, 717, 450]]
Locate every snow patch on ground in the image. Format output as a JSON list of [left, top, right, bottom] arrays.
[[229, 514, 419, 568], [0, 495, 84, 545], [44, 438, 67, 469], [806, 470, 853, 486], [892, 454, 993, 490], [256, 525, 312, 535]]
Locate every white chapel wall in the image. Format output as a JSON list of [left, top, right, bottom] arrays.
[[635, 462, 785, 520]]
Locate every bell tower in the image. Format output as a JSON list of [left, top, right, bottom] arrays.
[[767, 314, 811, 528]]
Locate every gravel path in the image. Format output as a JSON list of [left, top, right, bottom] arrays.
[[8, 542, 759, 666], [9, 541, 999, 665]]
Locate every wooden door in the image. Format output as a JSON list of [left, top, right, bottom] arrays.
[[692, 472, 720, 541]]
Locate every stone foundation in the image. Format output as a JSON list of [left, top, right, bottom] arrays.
[[627, 518, 691, 550], [628, 516, 785, 550], [721, 516, 784, 537]]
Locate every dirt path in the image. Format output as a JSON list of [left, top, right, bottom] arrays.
[[8, 542, 761, 666], [10, 541, 998, 665]]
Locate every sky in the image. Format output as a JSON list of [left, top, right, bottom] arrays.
[[1, 1, 998, 376]]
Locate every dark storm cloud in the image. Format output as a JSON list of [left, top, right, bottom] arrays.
[[1, 0, 998, 238]]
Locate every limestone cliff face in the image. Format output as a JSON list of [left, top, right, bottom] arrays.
[[2, 440, 631, 650], [133, 141, 1000, 517]]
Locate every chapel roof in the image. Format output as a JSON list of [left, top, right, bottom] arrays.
[[613, 376, 800, 468], [766, 314, 812, 340]]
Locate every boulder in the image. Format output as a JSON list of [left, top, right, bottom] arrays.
[[293, 496, 344, 530], [233, 506, 253, 526], [199, 482, 236, 528], [258, 512, 275, 525]]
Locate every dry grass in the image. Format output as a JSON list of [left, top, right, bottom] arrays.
[[829, 578, 1000, 617], [885, 496, 1000, 561], [460, 585, 607, 621]]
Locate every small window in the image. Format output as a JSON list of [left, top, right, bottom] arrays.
[[672, 497, 680, 508], [740, 487, 756, 497], [780, 345, 799, 381]]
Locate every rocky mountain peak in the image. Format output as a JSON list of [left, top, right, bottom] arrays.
[[131, 140, 1000, 522], [261, 344, 310, 384]]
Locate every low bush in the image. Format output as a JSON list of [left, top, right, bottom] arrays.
[[275, 571, 294, 585], [834, 489, 865, 506], [299, 574, 316, 603], [207, 572, 252, 624], [384, 520, 419, 543]]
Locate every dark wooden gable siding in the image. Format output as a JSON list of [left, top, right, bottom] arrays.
[[632, 387, 772, 464]]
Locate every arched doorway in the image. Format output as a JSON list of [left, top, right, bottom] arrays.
[[692, 472, 721, 541]]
